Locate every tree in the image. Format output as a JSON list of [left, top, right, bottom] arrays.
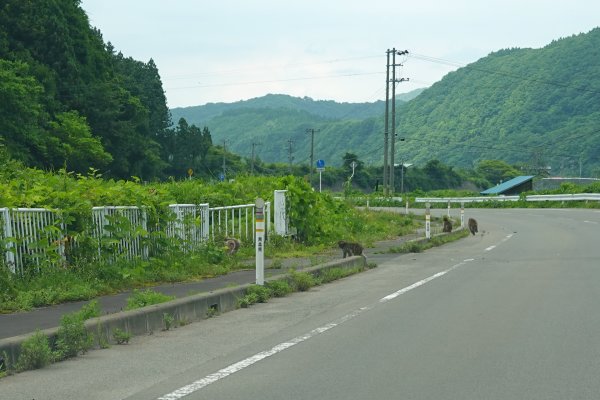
[[45, 111, 112, 173], [475, 159, 520, 185]]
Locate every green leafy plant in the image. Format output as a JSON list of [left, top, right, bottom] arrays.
[[17, 330, 53, 371], [288, 270, 315, 292], [54, 311, 94, 360], [112, 328, 130, 344], [265, 280, 293, 297], [163, 313, 175, 331]]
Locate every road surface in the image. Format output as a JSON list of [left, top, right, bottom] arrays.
[[1, 208, 599, 400]]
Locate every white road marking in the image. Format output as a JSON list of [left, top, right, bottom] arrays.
[[379, 259, 473, 303], [584, 220, 598, 224], [486, 234, 513, 251], [157, 233, 513, 399], [157, 308, 368, 400]]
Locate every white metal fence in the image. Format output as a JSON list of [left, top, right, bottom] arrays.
[[2, 197, 280, 275], [0, 208, 64, 274]]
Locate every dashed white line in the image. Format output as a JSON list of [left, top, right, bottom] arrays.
[[379, 259, 473, 303]]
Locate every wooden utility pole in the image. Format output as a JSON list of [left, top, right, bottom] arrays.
[[306, 128, 318, 187], [251, 142, 260, 175], [287, 138, 294, 174]]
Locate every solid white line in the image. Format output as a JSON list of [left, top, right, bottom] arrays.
[[157, 308, 368, 400]]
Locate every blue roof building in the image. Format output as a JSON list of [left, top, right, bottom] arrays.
[[480, 175, 534, 195]]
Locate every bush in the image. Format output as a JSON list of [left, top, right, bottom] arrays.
[[265, 280, 293, 297], [245, 285, 272, 303], [17, 330, 53, 371], [289, 270, 315, 292], [54, 311, 94, 360]]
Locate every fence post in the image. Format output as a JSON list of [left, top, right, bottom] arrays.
[[1, 208, 16, 273], [425, 202, 431, 239]]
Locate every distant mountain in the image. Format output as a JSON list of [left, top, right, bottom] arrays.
[[171, 29, 600, 176], [170, 90, 424, 126]]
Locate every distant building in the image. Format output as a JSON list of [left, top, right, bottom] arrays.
[[480, 176, 534, 195]]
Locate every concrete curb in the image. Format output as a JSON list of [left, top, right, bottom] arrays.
[[0, 255, 366, 367]]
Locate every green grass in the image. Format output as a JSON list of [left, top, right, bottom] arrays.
[[388, 229, 470, 253], [124, 289, 175, 311]]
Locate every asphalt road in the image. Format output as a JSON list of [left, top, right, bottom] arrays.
[[2, 208, 599, 400]]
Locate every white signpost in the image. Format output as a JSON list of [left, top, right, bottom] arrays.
[[425, 202, 431, 239], [255, 198, 265, 285]]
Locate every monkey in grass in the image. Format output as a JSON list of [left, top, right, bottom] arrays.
[[338, 240, 363, 258], [225, 238, 241, 255], [468, 218, 478, 235], [442, 216, 453, 233]]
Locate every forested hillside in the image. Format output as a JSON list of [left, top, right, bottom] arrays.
[[0, 0, 170, 179], [171, 94, 386, 124], [397, 28, 600, 176], [174, 29, 600, 176]]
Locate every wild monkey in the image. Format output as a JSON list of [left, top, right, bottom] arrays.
[[468, 218, 478, 235], [225, 238, 241, 255], [442, 216, 453, 233], [338, 240, 363, 258]]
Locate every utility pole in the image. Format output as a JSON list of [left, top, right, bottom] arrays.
[[251, 142, 260, 175], [383, 50, 390, 195], [386, 48, 409, 195], [222, 139, 228, 180], [287, 138, 294, 174], [306, 128, 318, 187]]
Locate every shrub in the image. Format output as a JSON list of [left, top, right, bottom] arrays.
[[54, 311, 94, 360], [265, 280, 293, 297], [17, 330, 53, 371], [289, 270, 315, 292], [237, 292, 259, 308], [245, 285, 272, 303]]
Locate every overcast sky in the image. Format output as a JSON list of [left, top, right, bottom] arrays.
[[81, 0, 599, 108]]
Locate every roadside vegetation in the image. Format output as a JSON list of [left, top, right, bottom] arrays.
[[0, 156, 422, 313]]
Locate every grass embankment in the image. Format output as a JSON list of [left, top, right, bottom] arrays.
[[0, 201, 422, 313]]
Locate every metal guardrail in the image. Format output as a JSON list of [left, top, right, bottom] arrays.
[[415, 193, 600, 203]]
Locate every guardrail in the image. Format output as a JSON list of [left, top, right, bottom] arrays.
[[415, 193, 600, 203]]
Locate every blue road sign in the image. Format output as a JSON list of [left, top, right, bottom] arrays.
[[316, 159, 325, 168]]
